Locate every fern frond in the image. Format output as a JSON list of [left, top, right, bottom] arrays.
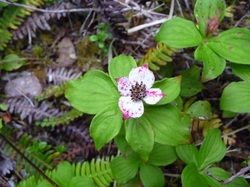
[[12, 3, 73, 40], [35, 108, 83, 127], [73, 157, 114, 187], [0, 151, 14, 176], [6, 96, 62, 124], [46, 67, 82, 85], [0, 132, 62, 176], [17, 156, 115, 187], [138, 42, 178, 70], [0, 29, 12, 50], [35, 84, 66, 101], [0, 0, 47, 50]]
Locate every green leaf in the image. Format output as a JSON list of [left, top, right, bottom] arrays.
[[1, 54, 25, 71], [147, 143, 177, 166], [0, 103, 7, 111], [208, 28, 250, 64], [17, 176, 39, 187], [54, 161, 74, 187], [155, 17, 202, 48], [186, 100, 212, 120], [90, 105, 123, 150], [222, 110, 237, 118], [220, 81, 250, 113], [195, 44, 226, 82], [114, 125, 134, 155], [176, 144, 199, 166], [180, 65, 203, 97], [201, 167, 249, 187], [143, 105, 191, 145], [153, 76, 181, 105], [125, 118, 154, 161], [198, 129, 226, 170], [140, 164, 165, 187], [194, 0, 226, 37], [69, 176, 95, 187], [89, 35, 98, 41], [230, 63, 250, 82], [110, 153, 141, 184], [108, 54, 137, 85], [37, 180, 54, 187], [182, 164, 208, 187], [65, 70, 119, 114]]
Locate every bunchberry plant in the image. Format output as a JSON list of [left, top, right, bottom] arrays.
[[65, 54, 190, 186], [176, 129, 248, 187], [156, 0, 250, 82]]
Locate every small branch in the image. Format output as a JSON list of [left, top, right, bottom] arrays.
[[205, 166, 250, 185], [222, 166, 250, 185], [127, 17, 170, 34], [0, 0, 100, 13], [234, 11, 250, 28], [222, 124, 250, 138]]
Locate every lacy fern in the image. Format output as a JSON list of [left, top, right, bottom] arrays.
[[16, 157, 114, 187], [0, 130, 62, 176], [0, 0, 46, 50], [138, 42, 178, 70]]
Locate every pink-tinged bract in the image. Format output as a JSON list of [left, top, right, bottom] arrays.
[[144, 89, 166, 104], [116, 64, 165, 119]]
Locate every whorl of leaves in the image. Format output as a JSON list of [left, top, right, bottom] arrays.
[[12, 3, 74, 40], [46, 67, 82, 85], [5, 96, 63, 124]]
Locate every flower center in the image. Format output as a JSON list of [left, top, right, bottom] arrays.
[[130, 81, 147, 102]]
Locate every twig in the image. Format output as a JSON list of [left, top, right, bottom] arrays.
[[0, 0, 100, 13], [127, 17, 170, 34], [224, 114, 240, 128], [222, 166, 250, 184], [222, 124, 250, 138], [164, 173, 180, 178], [234, 11, 250, 28]]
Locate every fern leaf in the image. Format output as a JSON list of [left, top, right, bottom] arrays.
[[0, 29, 12, 50], [46, 67, 82, 85], [73, 157, 114, 187], [12, 3, 73, 40], [6, 96, 62, 124], [0, 0, 46, 50], [0, 132, 62, 176], [138, 42, 178, 71], [35, 108, 83, 127]]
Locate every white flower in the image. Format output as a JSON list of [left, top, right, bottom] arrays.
[[116, 64, 165, 119]]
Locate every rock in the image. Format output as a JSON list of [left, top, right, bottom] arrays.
[[4, 75, 42, 97], [54, 37, 77, 67]]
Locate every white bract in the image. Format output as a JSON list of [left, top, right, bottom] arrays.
[[116, 64, 165, 119]]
